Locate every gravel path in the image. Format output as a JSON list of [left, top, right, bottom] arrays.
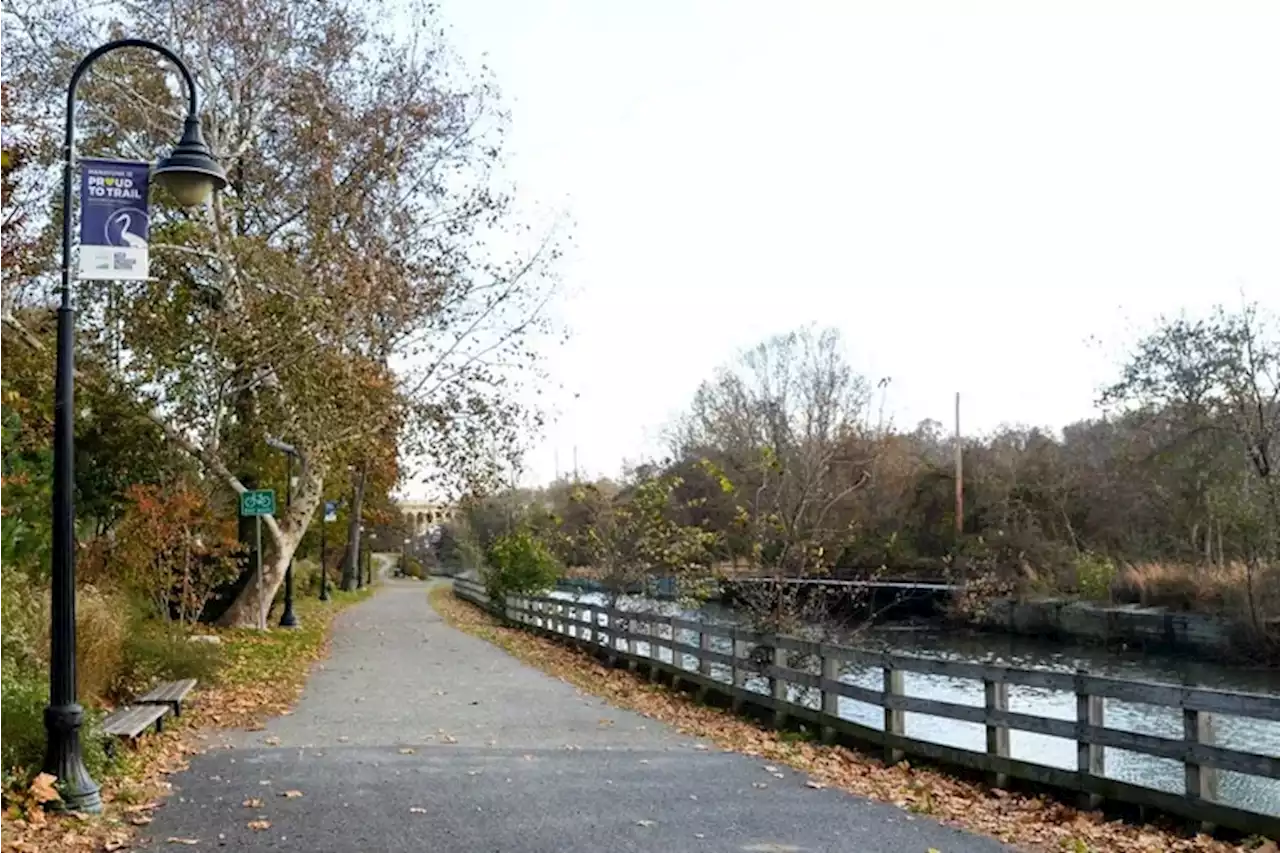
[[139, 579, 1011, 852]]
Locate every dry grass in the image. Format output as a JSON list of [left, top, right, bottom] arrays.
[[430, 586, 1270, 853], [1112, 561, 1279, 620], [29, 584, 128, 704]]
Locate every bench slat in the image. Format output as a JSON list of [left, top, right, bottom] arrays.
[[139, 678, 197, 704], [102, 704, 170, 738]]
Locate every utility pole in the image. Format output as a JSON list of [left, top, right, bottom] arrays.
[[954, 392, 963, 537], [572, 446, 579, 483]]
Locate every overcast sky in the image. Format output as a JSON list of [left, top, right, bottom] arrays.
[[421, 0, 1280, 493]]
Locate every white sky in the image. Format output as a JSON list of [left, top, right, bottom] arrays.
[[422, 0, 1280, 493]]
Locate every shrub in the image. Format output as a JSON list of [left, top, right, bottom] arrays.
[[0, 673, 112, 788], [482, 530, 561, 601], [1, 565, 45, 680], [83, 480, 241, 625], [1073, 552, 1117, 601]]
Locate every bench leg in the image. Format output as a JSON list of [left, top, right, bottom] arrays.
[[155, 715, 165, 733]]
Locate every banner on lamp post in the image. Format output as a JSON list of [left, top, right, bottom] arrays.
[[323, 501, 338, 523], [77, 158, 151, 281]]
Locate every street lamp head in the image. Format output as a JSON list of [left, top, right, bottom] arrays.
[[153, 115, 227, 206]]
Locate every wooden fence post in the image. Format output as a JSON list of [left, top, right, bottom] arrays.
[[772, 644, 788, 728], [883, 665, 905, 764], [984, 678, 1010, 788], [820, 650, 840, 744], [730, 628, 745, 711], [697, 628, 713, 701], [606, 609, 619, 667], [1075, 671, 1104, 810], [1184, 708, 1219, 831], [649, 618, 662, 682]]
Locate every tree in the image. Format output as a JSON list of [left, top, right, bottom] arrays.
[[559, 469, 718, 607], [1103, 303, 1279, 627], [671, 327, 877, 574], [3, 0, 561, 625]]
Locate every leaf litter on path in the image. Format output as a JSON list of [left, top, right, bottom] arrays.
[[430, 586, 1257, 853]]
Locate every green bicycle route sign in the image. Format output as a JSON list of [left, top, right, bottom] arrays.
[[239, 489, 276, 517]]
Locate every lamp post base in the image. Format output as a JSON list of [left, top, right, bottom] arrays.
[[43, 704, 102, 813], [280, 563, 300, 627]]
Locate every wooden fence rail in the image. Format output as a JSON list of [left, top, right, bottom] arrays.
[[452, 578, 1280, 837]]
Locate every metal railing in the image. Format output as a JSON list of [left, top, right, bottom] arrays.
[[453, 578, 1280, 836]]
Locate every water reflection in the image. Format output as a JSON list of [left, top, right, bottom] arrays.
[[544, 589, 1280, 817]]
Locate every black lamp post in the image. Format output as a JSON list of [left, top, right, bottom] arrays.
[[365, 532, 375, 585], [266, 437, 299, 628], [47, 39, 226, 814], [319, 502, 331, 602], [355, 525, 365, 589]]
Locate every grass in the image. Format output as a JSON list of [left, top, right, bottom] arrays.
[[428, 585, 1266, 853]]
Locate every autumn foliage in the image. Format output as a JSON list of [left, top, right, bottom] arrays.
[[84, 482, 242, 626]]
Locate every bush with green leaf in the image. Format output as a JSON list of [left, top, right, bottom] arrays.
[[482, 529, 561, 601]]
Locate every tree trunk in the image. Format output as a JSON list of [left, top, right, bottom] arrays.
[[341, 462, 369, 591], [216, 459, 327, 627]]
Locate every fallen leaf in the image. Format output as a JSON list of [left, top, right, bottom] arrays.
[[806, 780, 826, 790], [635, 819, 656, 827], [29, 772, 61, 804], [281, 790, 303, 798], [246, 819, 271, 831], [398, 748, 415, 754], [409, 807, 427, 814], [441, 734, 458, 744], [166, 839, 200, 845], [242, 798, 264, 808], [129, 815, 154, 826], [263, 736, 280, 746]]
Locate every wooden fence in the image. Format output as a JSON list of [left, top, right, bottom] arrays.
[[453, 578, 1280, 836]]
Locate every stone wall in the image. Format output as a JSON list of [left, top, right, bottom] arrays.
[[969, 598, 1236, 657]]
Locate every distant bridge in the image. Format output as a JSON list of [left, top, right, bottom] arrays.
[[396, 500, 455, 537]]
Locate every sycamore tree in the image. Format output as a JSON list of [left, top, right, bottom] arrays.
[[2, 0, 561, 625]]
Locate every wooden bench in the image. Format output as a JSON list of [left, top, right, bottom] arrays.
[[138, 678, 197, 716], [101, 704, 170, 756]]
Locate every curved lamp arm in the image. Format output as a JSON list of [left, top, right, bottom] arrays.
[[60, 39, 217, 307]]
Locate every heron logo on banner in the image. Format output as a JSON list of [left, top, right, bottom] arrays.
[[324, 501, 338, 523], [77, 158, 151, 281]]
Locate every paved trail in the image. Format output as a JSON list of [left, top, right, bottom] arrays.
[[141, 579, 1010, 852]]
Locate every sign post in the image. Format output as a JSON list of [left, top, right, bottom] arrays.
[[77, 159, 152, 281], [320, 500, 337, 602], [239, 490, 277, 630]]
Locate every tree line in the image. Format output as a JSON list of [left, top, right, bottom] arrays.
[[450, 309, 1279, 638]]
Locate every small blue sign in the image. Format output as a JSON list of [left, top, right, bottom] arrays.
[[324, 501, 338, 523], [78, 158, 151, 281]]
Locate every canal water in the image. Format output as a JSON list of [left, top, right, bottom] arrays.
[[547, 589, 1280, 818]]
